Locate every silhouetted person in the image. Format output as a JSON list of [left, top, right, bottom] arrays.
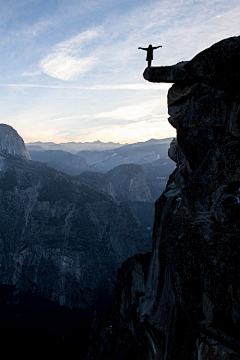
[[138, 44, 162, 67]]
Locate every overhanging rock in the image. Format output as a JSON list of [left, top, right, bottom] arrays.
[[144, 35, 240, 94]]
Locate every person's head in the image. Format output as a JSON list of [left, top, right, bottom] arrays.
[[149, 44, 152, 48]]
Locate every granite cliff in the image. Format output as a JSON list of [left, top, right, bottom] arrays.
[[0, 124, 31, 159], [86, 36, 240, 359]]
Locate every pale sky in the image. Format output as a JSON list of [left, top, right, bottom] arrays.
[[0, 0, 239, 144]]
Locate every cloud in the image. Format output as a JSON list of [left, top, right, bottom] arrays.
[[71, 118, 175, 144], [0, 82, 171, 91], [16, 19, 54, 38], [40, 54, 96, 81], [48, 115, 90, 123], [91, 83, 172, 91], [40, 29, 100, 80], [56, 28, 100, 51], [95, 98, 167, 122], [21, 70, 42, 77], [96, 105, 152, 121]]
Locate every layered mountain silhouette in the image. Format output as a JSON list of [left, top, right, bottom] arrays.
[[0, 124, 151, 358], [29, 138, 175, 242], [29, 138, 174, 175]]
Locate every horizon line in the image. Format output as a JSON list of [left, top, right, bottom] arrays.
[[26, 137, 174, 145]]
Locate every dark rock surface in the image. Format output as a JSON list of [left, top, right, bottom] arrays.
[[86, 36, 240, 360], [143, 61, 190, 83], [86, 253, 151, 360], [141, 36, 240, 360]]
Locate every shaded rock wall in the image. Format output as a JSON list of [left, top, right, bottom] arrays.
[[86, 253, 151, 360], [140, 35, 240, 360], [86, 36, 240, 360]]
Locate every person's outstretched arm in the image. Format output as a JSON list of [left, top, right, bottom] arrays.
[[138, 47, 148, 50], [153, 45, 162, 49]]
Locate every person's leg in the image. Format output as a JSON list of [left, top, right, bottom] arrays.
[[148, 60, 151, 67]]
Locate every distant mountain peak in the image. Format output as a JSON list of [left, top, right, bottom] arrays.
[[0, 124, 31, 159]]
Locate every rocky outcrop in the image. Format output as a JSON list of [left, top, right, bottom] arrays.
[[87, 36, 240, 359], [0, 124, 31, 159], [144, 36, 240, 94], [144, 61, 190, 83]]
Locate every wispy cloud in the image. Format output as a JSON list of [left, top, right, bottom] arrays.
[[39, 29, 101, 80], [21, 70, 42, 77], [95, 98, 167, 122], [0, 82, 171, 91], [40, 54, 96, 80], [48, 115, 90, 123], [71, 118, 175, 144], [15, 19, 54, 38]]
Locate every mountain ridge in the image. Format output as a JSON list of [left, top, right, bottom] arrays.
[[26, 140, 126, 153]]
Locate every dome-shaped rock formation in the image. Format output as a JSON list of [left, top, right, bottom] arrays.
[[0, 124, 31, 159]]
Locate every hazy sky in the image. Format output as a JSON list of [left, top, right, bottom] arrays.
[[0, 0, 239, 144]]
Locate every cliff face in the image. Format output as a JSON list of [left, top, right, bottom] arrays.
[[86, 253, 151, 360], [87, 36, 240, 359], [139, 37, 240, 360]]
